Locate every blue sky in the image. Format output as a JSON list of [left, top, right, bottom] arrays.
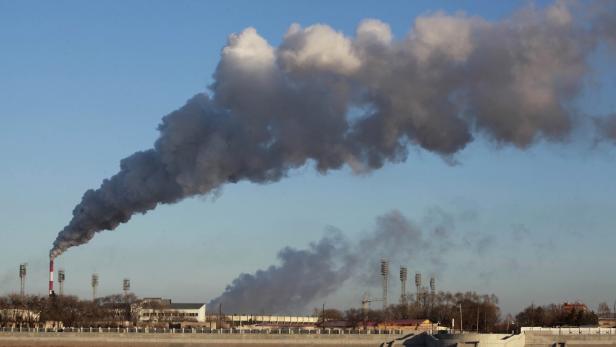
[[1, 0, 615, 315]]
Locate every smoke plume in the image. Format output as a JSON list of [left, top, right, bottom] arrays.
[[51, 1, 616, 257], [595, 114, 616, 144], [208, 210, 451, 314]]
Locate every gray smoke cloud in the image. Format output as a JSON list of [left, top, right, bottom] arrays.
[[595, 114, 616, 144], [208, 210, 452, 314], [51, 1, 616, 257]]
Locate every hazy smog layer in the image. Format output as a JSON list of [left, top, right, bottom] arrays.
[[208, 210, 453, 314]]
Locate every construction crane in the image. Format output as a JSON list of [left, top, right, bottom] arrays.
[[361, 293, 384, 329]]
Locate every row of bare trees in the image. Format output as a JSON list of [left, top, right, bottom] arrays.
[[515, 304, 598, 327], [317, 291, 502, 332], [0, 294, 138, 327]]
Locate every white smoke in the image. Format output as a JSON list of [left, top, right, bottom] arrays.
[[51, 1, 616, 257]]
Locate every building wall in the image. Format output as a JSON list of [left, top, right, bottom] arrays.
[[226, 315, 319, 324], [138, 306, 206, 323]]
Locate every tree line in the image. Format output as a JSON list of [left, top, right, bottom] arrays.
[[0, 293, 138, 327], [0, 291, 603, 330], [317, 291, 502, 332]]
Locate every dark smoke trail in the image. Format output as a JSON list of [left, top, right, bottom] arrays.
[[208, 210, 453, 314], [51, 2, 616, 257]]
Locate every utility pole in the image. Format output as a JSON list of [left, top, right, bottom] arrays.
[[322, 302, 326, 328], [476, 305, 479, 333], [219, 303, 222, 329], [459, 303, 463, 333]]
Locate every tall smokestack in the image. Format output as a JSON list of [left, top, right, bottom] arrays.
[[48, 259, 54, 296]]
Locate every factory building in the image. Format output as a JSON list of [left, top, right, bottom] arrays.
[[227, 315, 319, 327], [137, 298, 206, 323]]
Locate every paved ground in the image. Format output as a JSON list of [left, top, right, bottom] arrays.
[[0, 333, 399, 347]]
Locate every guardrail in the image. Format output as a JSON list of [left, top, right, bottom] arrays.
[[0, 327, 404, 335], [521, 327, 616, 335]]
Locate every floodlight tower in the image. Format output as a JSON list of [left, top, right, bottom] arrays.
[[19, 264, 27, 297], [430, 276, 436, 315], [380, 260, 389, 309], [415, 272, 422, 305], [91, 274, 99, 301], [430, 277, 436, 297], [58, 270, 65, 296], [399, 266, 408, 305], [123, 278, 131, 298]]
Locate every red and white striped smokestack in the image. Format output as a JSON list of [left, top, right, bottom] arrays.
[[48, 258, 54, 296]]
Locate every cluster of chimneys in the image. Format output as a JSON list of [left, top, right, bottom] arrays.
[[380, 259, 436, 310]]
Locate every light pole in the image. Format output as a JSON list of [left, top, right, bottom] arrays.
[[459, 303, 463, 333]]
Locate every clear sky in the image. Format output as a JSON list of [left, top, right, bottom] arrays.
[[1, 0, 615, 315]]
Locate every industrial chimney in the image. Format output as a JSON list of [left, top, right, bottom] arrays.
[[380, 259, 389, 309], [48, 259, 54, 296], [399, 266, 408, 305]]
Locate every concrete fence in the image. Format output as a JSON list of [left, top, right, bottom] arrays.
[[0, 326, 404, 335], [522, 327, 616, 335]]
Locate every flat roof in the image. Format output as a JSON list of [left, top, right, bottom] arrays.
[[169, 303, 205, 310]]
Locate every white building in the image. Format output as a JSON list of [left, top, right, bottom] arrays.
[[138, 301, 206, 323]]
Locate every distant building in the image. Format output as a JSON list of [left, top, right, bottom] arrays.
[[227, 315, 319, 327], [377, 319, 436, 331], [562, 302, 588, 313], [137, 299, 206, 323], [599, 317, 616, 328]]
